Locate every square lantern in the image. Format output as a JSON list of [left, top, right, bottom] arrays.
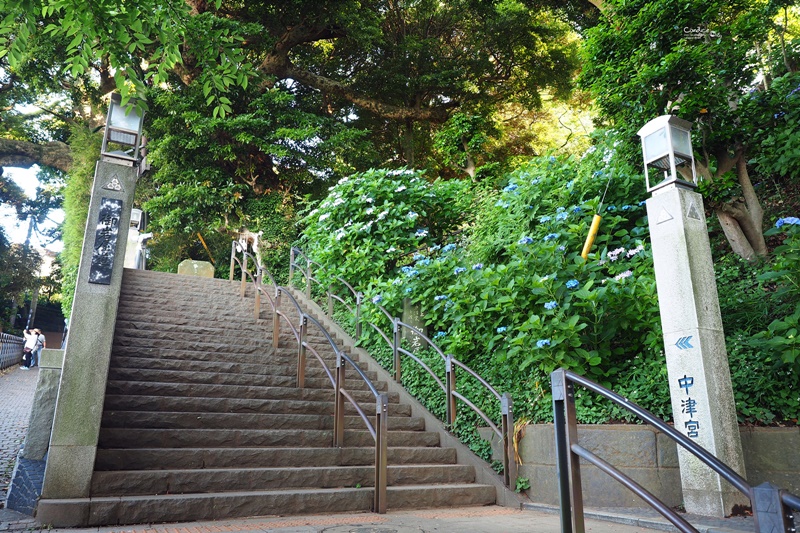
[[637, 115, 697, 193], [101, 93, 145, 166]]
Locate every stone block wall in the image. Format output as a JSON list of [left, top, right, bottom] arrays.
[[482, 424, 800, 508]]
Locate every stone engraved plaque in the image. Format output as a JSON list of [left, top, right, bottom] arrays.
[[88, 198, 123, 285]]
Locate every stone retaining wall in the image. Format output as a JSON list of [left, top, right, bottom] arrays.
[[481, 424, 800, 508]]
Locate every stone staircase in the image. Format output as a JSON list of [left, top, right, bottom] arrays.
[[80, 268, 496, 525]]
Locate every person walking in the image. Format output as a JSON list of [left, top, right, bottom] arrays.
[[22, 329, 36, 369], [31, 328, 46, 368]]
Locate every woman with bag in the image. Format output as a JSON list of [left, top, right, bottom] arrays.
[[22, 328, 37, 369]]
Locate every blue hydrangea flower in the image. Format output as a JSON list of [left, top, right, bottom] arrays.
[[442, 243, 456, 253], [415, 229, 428, 237], [776, 217, 800, 228], [606, 205, 617, 212], [556, 211, 568, 221], [536, 339, 551, 348], [496, 326, 507, 333], [573, 207, 582, 214], [566, 279, 579, 289], [472, 263, 483, 270], [544, 301, 558, 310], [413, 253, 425, 261], [531, 179, 541, 185], [544, 233, 559, 241], [401, 266, 412, 274], [434, 295, 448, 301], [419, 259, 431, 266], [621, 205, 632, 211], [539, 216, 552, 223], [405, 287, 413, 293], [371, 295, 383, 304], [518, 236, 534, 245], [454, 267, 467, 275], [495, 200, 510, 208], [503, 183, 519, 193], [434, 331, 446, 339]]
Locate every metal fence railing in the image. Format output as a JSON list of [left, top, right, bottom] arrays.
[[551, 368, 800, 533], [0, 333, 24, 370], [289, 247, 518, 489], [229, 241, 389, 513]]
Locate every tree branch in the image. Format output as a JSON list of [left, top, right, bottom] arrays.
[[0, 139, 72, 173]]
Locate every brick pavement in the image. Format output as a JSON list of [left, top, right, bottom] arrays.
[[0, 366, 39, 508]]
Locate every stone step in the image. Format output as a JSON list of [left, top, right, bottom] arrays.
[[106, 367, 385, 392], [38, 484, 496, 526], [97, 428, 440, 449], [112, 336, 349, 360], [90, 464, 476, 496], [102, 395, 413, 417], [104, 380, 399, 404], [108, 355, 380, 381], [100, 411, 425, 432], [94, 446, 458, 471], [112, 319, 271, 340]]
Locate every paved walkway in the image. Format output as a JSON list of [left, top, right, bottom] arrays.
[[0, 365, 757, 533]]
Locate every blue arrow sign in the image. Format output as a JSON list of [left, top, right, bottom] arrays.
[[675, 336, 694, 350]]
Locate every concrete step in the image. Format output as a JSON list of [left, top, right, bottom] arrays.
[[91, 464, 476, 496], [94, 446, 458, 471], [102, 394, 412, 417], [100, 411, 425, 431]]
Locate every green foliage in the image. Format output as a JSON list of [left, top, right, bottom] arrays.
[[59, 125, 102, 318], [745, 73, 800, 180], [515, 477, 531, 493], [0, 230, 42, 331], [298, 168, 473, 287]]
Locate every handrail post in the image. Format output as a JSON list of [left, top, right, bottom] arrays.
[[445, 355, 456, 428], [327, 287, 333, 316], [289, 247, 296, 285], [306, 258, 312, 298], [240, 251, 247, 297], [392, 318, 401, 382], [355, 292, 362, 339], [753, 483, 795, 532], [501, 392, 517, 489], [254, 268, 262, 320], [273, 289, 282, 349], [229, 241, 236, 281], [333, 353, 346, 447], [552, 369, 584, 533], [297, 315, 307, 388], [374, 394, 389, 514]]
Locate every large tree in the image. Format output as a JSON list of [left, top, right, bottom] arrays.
[[580, 0, 799, 259], [1, 0, 586, 168]]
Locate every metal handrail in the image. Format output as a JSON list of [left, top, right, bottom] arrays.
[[552, 368, 800, 533], [290, 247, 518, 489], [230, 241, 388, 513]]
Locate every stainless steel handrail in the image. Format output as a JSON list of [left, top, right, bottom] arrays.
[[289, 246, 518, 489], [230, 241, 388, 513], [552, 368, 800, 533]]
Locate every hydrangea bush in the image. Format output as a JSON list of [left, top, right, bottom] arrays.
[[296, 168, 473, 291]]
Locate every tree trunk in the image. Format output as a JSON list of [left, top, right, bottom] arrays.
[[697, 151, 767, 260], [0, 139, 72, 173]]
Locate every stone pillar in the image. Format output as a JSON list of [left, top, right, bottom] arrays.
[[401, 298, 427, 351], [21, 349, 64, 461], [40, 161, 138, 500], [646, 185, 748, 516]]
